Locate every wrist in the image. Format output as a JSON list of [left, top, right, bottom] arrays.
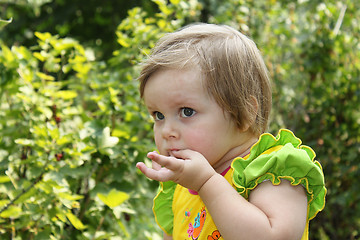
[[197, 172, 219, 193]]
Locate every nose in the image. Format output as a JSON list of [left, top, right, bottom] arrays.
[[161, 119, 179, 139]]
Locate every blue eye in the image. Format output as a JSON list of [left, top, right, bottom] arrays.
[[154, 111, 165, 121], [180, 108, 196, 118]]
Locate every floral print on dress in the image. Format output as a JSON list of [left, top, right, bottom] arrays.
[[207, 230, 221, 240], [187, 207, 206, 239]]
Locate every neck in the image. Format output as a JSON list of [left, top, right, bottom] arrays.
[[213, 135, 258, 174]]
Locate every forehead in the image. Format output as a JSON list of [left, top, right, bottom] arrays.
[[143, 68, 208, 103]]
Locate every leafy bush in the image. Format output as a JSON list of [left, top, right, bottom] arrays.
[[0, 30, 150, 239], [0, 0, 203, 239], [0, 0, 359, 239]]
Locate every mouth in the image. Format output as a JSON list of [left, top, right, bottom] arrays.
[[167, 148, 180, 157]]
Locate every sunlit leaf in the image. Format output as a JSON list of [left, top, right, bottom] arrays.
[[1, 44, 15, 63], [54, 90, 78, 99], [0, 175, 10, 183], [112, 128, 130, 139], [33, 52, 46, 61], [66, 212, 86, 230], [117, 37, 130, 48], [157, 19, 167, 29], [97, 127, 119, 149], [35, 32, 53, 42], [14, 187, 37, 204], [58, 192, 84, 201], [0, 18, 12, 30], [14, 138, 35, 146], [36, 71, 55, 81], [0, 206, 22, 218], [0, 200, 10, 207], [170, 0, 180, 4], [97, 189, 129, 208]]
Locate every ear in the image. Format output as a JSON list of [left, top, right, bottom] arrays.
[[240, 96, 259, 132]]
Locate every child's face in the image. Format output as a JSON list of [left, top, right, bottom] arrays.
[[143, 68, 247, 168]]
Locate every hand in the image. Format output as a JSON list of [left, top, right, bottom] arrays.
[[136, 149, 216, 192]]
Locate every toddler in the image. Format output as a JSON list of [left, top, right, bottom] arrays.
[[136, 23, 326, 240]]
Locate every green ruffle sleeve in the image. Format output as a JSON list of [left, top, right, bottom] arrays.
[[152, 181, 177, 235], [232, 129, 326, 220]]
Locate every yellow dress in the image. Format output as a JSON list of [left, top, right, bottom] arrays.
[[153, 129, 326, 240]]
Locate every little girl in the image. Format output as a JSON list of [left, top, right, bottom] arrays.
[[136, 23, 326, 240]]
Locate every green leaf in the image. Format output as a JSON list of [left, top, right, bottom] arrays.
[[97, 189, 129, 208], [157, 19, 167, 29], [35, 32, 53, 41], [33, 52, 46, 62], [55, 211, 67, 222], [112, 128, 130, 139], [117, 36, 130, 48], [58, 192, 84, 201], [54, 90, 78, 99], [14, 187, 37, 204], [0, 18, 12, 30], [0, 175, 10, 183], [97, 127, 119, 149], [66, 212, 86, 230], [0, 200, 10, 207], [1, 44, 15, 63], [56, 135, 72, 145], [170, 0, 180, 4], [14, 138, 35, 146], [36, 71, 55, 81], [0, 206, 22, 218]]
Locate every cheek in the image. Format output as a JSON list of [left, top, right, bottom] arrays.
[[153, 130, 162, 148], [183, 128, 217, 155]]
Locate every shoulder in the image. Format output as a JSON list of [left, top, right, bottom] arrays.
[[249, 180, 307, 211], [249, 179, 308, 239], [231, 129, 326, 220]]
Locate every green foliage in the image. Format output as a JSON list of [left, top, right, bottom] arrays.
[[254, 2, 360, 239], [0, 0, 203, 239], [0, 18, 12, 30], [207, 1, 360, 239], [1, 0, 359, 239], [0, 0, 154, 59], [0, 31, 143, 238]]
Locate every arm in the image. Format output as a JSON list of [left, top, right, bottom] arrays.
[[137, 150, 308, 240], [199, 174, 307, 240]]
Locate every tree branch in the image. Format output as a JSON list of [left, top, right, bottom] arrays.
[[333, 4, 347, 36], [0, 170, 45, 216]]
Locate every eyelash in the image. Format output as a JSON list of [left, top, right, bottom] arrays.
[[180, 107, 196, 118], [151, 107, 196, 121], [153, 111, 164, 121]]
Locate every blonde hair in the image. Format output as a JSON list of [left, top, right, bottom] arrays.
[[138, 23, 272, 136]]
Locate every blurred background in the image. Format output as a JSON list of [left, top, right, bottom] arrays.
[[0, 0, 359, 239]]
